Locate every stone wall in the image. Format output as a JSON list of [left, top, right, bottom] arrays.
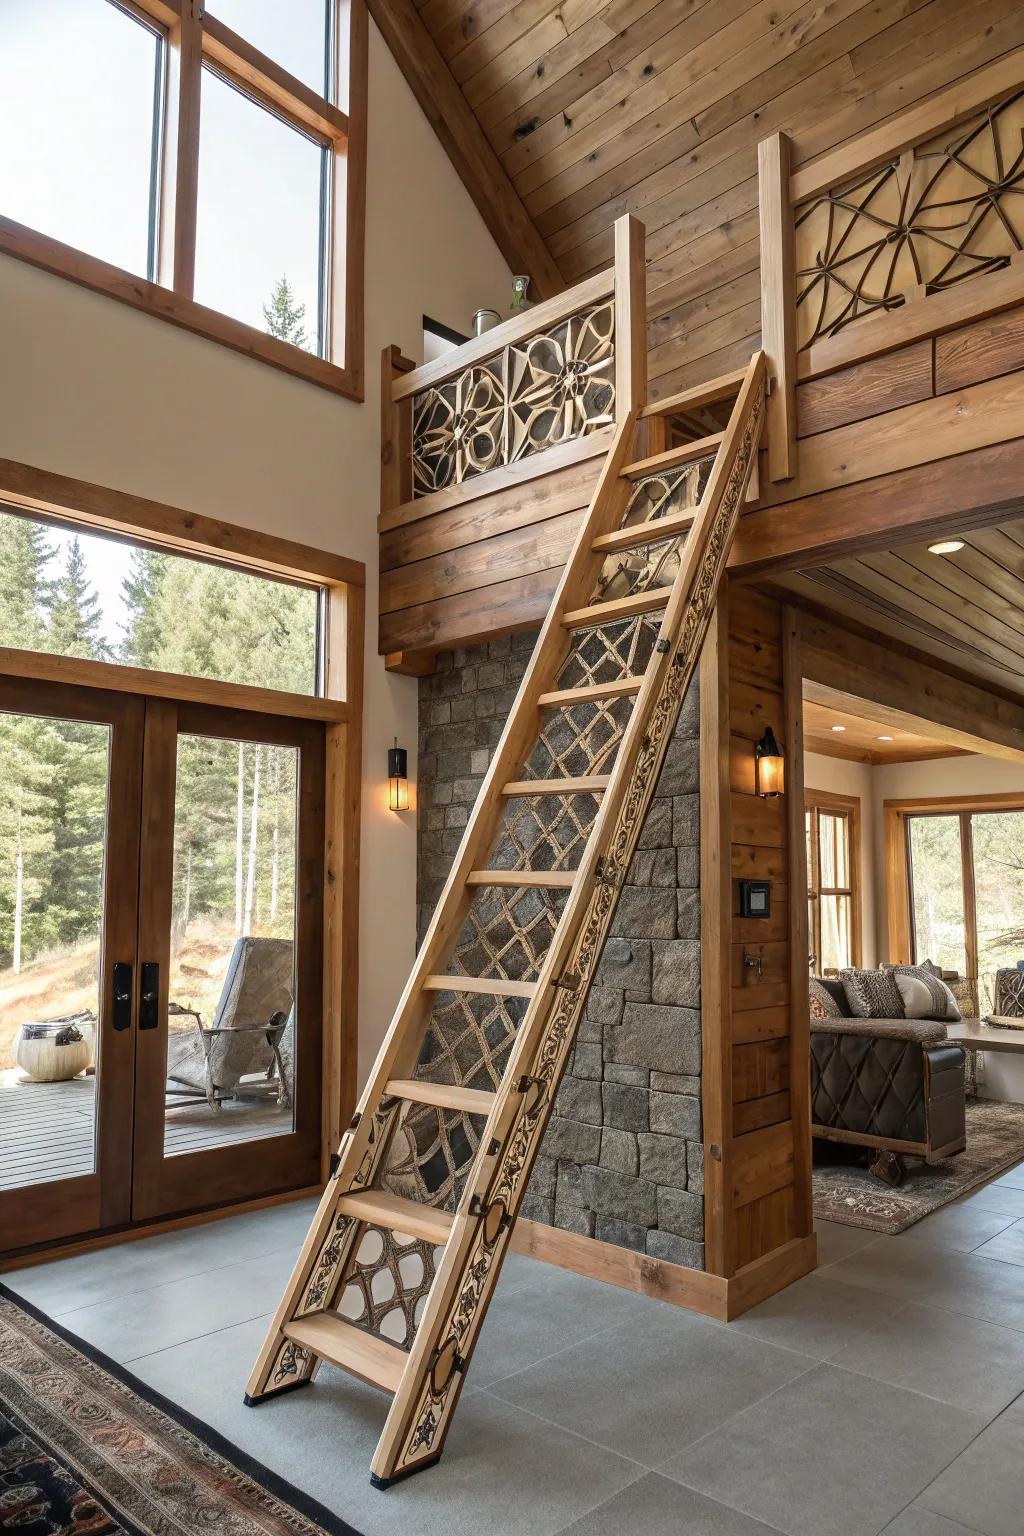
[[417, 634, 704, 1269]]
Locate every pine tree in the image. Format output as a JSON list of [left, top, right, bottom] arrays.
[[48, 538, 109, 661], [263, 276, 308, 350], [120, 547, 165, 667], [0, 515, 52, 649]]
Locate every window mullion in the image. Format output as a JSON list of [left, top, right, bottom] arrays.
[[159, 2, 202, 297]]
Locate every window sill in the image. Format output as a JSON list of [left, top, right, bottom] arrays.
[[0, 213, 364, 402]]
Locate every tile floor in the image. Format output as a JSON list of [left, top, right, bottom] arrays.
[[8, 1167, 1024, 1535]]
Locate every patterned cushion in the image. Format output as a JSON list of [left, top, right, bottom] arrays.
[[886, 964, 961, 1022], [809, 978, 845, 1021], [841, 967, 906, 1020]]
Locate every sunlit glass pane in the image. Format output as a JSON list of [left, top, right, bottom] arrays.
[[208, 0, 330, 96], [820, 895, 852, 973], [973, 810, 1024, 1012], [0, 0, 163, 278], [909, 815, 966, 974], [195, 69, 328, 355]]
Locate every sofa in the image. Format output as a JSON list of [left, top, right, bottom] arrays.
[[810, 974, 967, 1184]]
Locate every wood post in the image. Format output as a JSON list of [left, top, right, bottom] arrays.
[[758, 132, 797, 483]]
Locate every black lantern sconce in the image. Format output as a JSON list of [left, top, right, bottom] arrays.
[[754, 726, 785, 798], [388, 739, 409, 813]]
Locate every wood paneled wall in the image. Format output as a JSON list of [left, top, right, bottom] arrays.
[[701, 581, 814, 1286]]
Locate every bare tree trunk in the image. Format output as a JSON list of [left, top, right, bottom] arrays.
[[13, 809, 23, 976], [270, 750, 281, 924], [244, 744, 262, 934], [235, 742, 245, 936], [182, 841, 193, 933]]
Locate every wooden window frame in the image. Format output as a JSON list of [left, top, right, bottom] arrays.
[[0, 0, 367, 401], [0, 453, 365, 1180], [805, 789, 862, 972]]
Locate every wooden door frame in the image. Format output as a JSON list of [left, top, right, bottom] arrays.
[[0, 458, 364, 1257]]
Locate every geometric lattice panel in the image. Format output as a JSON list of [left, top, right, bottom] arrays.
[[523, 695, 633, 780], [415, 991, 529, 1093], [447, 885, 567, 985], [591, 457, 712, 607], [412, 302, 616, 496], [795, 89, 1024, 351], [488, 792, 601, 874], [337, 1224, 441, 1351], [377, 1099, 485, 1210], [555, 615, 659, 691]]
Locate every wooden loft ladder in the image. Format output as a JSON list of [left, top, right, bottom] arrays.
[[245, 220, 765, 1487]]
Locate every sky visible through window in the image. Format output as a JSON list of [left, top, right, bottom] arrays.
[[0, 0, 330, 347]]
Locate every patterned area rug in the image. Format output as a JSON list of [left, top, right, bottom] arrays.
[[0, 1284, 364, 1536], [813, 1098, 1024, 1234]]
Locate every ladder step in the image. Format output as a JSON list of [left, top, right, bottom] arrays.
[[466, 869, 576, 888], [641, 367, 747, 419], [422, 974, 536, 999], [592, 507, 696, 556], [337, 1189, 454, 1247], [503, 775, 609, 795], [538, 678, 643, 707], [563, 588, 671, 628], [621, 433, 723, 480], [385, 1078, 498, 1116], [283, 1314, 406, 1394]]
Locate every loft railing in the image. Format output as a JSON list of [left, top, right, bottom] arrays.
[[757, 47, 1024, 485]]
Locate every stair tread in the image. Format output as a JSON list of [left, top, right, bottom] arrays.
[[621, 433, 723, 479], [563, 588, 671, 628], [538, 678, 643, 706], [422, 974, 535, 998], [592, 507, 696, 556], [385, 1078, 498, 1115], [337, 1189, 454, 1247], [283, 1314, 406, 1394], [503, 775, 609, 795], [466, 869, 576, 888]]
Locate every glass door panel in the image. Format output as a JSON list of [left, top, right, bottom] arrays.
[[908, 814, 967, 974], [0, 680, 143, 1252], [132, 701, 324, 1221], [972, 810, 1024, 1013]]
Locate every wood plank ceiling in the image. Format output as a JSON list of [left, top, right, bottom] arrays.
[[803, 695, 969, 764], [396, 0, 1022, 401]]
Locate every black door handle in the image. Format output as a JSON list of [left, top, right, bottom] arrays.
[[112, 962, 133, 1031], [139, 961, 160, 1030]]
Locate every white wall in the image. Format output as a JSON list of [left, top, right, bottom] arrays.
[[0, 24, 513, 1082], [804, 752, 878, 968]]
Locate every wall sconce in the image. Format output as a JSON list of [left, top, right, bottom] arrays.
[[754, 726, 785, 798], [388, 740, 409, 812]]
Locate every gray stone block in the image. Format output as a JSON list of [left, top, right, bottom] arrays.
[[595, 936, 651, 991], [651, 939, 701, 1007], [609, 1002, 701, 1074], [687, 1143, 705, 1194], [677, 888, 700, 938], [647, 1230, 704, 1270], [556, 1162, 585, 1207], [605, 1063, 649, 1086], [450, 694, 476, 724], [520, 1191, 554, 1225], [487, 635, 512, 659], [610, 886, 676, 939], [530, 1154, 557, 1201], [586, 987, 624, 1025], [601, 1080, 649, 1131], [581, 1166, 658, 1226], [672, 794, 700, 847], [429, 700, 451, 726], [626, 847, 678, 888], [637, 798, 673, 849], [650, 1072, 701, 1094], [639, 1132, 687, 1189], [600, 1126, 639, 1175], [657, 1185, 703, 1239], [543, 1116, 602, 1164], [445, 805, 469, 828], [596, 1215, 648, 1253], [570, 1043, 603, 1080], [677, 678, 700, 738], [452, 777, 480, 804], [553, 1203, 595, 1237], [554, 1078, 602, 1124], [650, 1091, 701, 1139], [477, 661, 506, 689], [658, 738, 700, 796], [470, 748, 490, 774]]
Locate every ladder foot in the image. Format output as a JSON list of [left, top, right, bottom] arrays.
[[370, 1453, 443, 1491], [243, 1378, 314, 1408]]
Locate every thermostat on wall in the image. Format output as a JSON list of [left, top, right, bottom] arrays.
[[738, 879, 771, 918]]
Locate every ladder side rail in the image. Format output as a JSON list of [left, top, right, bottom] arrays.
[[371, 352, 767, 1483]]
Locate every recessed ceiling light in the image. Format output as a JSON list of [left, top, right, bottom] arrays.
[[831, 725, 846, 732], [928, 539, 964, 555], [878, 734, 893, 741]]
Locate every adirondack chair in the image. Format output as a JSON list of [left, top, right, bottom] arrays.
[[165, 936, 294, 1113]]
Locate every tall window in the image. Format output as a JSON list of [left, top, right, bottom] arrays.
[[901, 800, 1024, 1011], [806, 792, 860, 974], [0, 0, 365, 396]]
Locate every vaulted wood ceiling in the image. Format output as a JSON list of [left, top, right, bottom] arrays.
[[377, 0, 1022, 400]]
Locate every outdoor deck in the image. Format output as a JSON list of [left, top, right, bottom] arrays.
[[0, 1068, 289, 1192]]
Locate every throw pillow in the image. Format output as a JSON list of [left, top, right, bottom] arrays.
[[887, 963, 961, 1022], [841, 966, 906, 1020], [809, 978, 844, 1021]]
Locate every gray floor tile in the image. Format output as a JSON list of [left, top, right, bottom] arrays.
[[51, 1247, 299, 1362], [897, 1204, 1016, 1255], [555, 1474, 780, 1535], [728, 1274, 904, 1360], [991, 1161, 1024, 1191], [469, 1260, 664, 1388], [882, 1508, 981, 1535], [971, 1218, 1024, 1266], [488, 1304, 813, 1467], [131, 1314, 642, 1536], [825, 1236, 1024, 1332], [918, 1416, 1024, 1536], [662, 1363, 987, 1536], [828, 1302, 1024, 1417], [959, 1183, 1024, 1219], [815, 1220, 881, 1269]]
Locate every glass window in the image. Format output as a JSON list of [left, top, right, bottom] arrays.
[[807, 800, 857, 974], [207, 0, 331, 96], [194, 68, 328, 354], [0, 506, 321, 696], [972, 810, 1024, 1011], [0, 0, 163, 277], [908, 815, 967, 974]]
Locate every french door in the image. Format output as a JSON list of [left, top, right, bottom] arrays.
[[0, 680, 325, 1255]]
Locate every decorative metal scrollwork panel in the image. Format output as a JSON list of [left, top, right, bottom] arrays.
[[447, 886, 567, 986], [415, 991, 529, 1093], [523, 694, 634, 780], [412, 303, 616, 496], [378, 1099, 485, 1211], [795, 90, 1024, 351], [337, 1224, 441, 1351], [591, 458, 712, 606]]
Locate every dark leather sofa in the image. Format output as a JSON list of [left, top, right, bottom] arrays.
[[810, 977, 966, 1183]]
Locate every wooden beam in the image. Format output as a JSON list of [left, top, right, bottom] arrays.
[[758, 133, 797, 482], [365, 0, 564, 300]]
